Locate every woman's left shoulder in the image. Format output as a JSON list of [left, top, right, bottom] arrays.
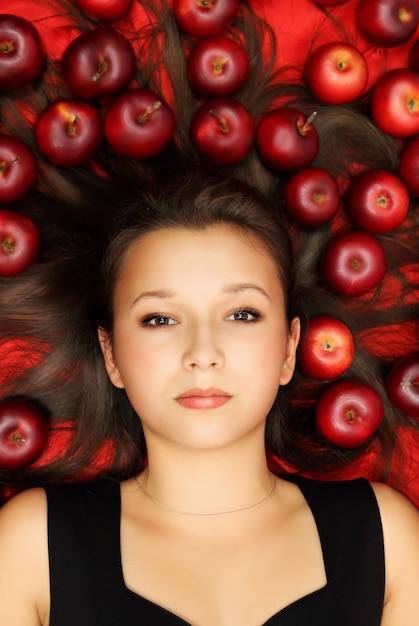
[[370, 480, 419, 526], [370, 481, 419, 625]]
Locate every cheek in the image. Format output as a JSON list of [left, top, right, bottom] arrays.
[[233, 328, 289, 394], [247, 324, 289, 368], [116, 348, 158, 387], [112, 336, 176, 399]]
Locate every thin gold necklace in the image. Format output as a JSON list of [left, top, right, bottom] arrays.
[[134, 475, 277, 517]]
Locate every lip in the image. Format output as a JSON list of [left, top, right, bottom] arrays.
[[176, 388, 231, 410]]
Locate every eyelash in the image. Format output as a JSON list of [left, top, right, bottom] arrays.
[[226, 308, 262, 322], [141, 314, 177, 327], [141, 308, 262, 328]]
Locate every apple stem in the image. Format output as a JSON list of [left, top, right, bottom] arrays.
[[200, 0, 213, 8], [0, 157, 19, 175], [137, 101, 162, 124], [398, 7, 410, 22], [67, 115, 80, 136], [209, 109, 229, 132], [346, 409, 356, 424], [213, 57, 227, 75], [407, 98, 418, 113], [92, 55, 108, 83], [400, 381, 419, 386], [2, 237, 15, 254], [11, 431, 25, 444], [0, 40, 14, 54], [313, 192, 326, 204], [351, 258, 363, 270], [299, 111, 317, 135]]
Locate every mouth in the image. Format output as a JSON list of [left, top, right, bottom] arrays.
[[176, 388, 231, 410]]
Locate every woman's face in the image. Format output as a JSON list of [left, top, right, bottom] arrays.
[[99, 224, 300, 453]]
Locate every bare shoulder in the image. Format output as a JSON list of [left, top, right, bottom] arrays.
[[370, 482, 419, 626], [0, 487, 48, 547], [0, 488, 50, 626], [371, 481, 419, 538]]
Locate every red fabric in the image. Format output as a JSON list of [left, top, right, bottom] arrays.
[[2, 0, 419, 504]]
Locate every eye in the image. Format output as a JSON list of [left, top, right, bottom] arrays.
[[142, 314, 177, 327], [226, 308, 262, 322]]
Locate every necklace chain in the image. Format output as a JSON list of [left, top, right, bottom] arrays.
[[134, 475, 277, 517]]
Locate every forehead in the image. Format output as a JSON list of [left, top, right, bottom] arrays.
[[114, 224, 283, 300]]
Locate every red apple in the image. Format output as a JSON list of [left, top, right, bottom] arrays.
[[35, 100, 104, 166], [356, 0, 419, 47], [256, 108, 319, 172], [0, 136, 37, 202], [316, 380, 384, 447], [321, 230, 387, 296], [370, 68, 419, 138], [0, 14, 44, 89], [345, 169, 410, 233], [186, 36, 250, 97], [74, 0, 133, 22], [299, 315, 355, 380], [0, 398, 48, 470], [386, 354, 419, 418], [304, 42, 368, 105], [284, 168, 340, 227], [0, 209, 40, 277], [190, 98, 254, 166], [173, 0, 240, 37], [62, 29, 136, 99], [398, 137, 419, 196], [104, 88, 175, 159]]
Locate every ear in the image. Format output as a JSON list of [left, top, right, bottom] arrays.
[[279, 317, 300, 386], [97, 327, 125, 389]]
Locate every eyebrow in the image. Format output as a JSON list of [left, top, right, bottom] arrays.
[[223, 282, 271, 300], [131, 283, 271, 308], [131, 289, 176, 307]]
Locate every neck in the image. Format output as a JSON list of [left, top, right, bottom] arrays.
[[135, 474, 276, 517], [138, 437, 274, 517]]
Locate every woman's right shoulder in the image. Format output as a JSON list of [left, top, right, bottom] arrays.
[[0, 488, 50, 626], [0, 486, 48, 538]]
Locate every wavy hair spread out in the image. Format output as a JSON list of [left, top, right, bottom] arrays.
[[0, 0, 418, 502]]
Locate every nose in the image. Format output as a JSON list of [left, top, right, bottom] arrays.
[[182, 322, 224, 370]]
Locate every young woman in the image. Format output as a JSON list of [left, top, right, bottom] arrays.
[[0, 170, 418, 625], [0, 0, 418, 623]]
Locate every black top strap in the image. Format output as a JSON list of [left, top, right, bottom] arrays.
[[289, 476, 385, 623]]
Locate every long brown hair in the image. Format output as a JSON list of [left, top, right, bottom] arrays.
[[0, 0, 418, 500]]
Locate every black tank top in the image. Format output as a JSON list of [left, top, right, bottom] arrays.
[[46, 476, 385, 625]]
